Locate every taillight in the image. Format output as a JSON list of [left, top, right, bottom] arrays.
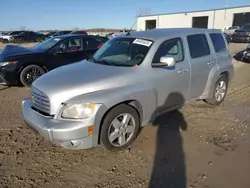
[[97, 42, 104, 49]]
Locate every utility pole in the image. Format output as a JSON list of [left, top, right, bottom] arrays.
[[224, 0, 228, 20]]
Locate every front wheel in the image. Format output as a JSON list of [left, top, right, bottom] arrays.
[[100, 104, 140, 151], [204, 74, 228, 105], [20, 65, 45, 87]]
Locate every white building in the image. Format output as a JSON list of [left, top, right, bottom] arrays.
[[137, 5, 250, 31]]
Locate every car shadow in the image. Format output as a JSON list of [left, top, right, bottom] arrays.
[[149, 92, 187, 188]]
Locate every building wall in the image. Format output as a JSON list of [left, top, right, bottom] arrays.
[[137, 6, 250, 31]]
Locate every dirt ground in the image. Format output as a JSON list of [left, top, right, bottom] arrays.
[[0, 43, 250, 188]]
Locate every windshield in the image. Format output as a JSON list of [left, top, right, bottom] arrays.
[[90, 37, 153, 67], [241, 24, 250, 30], [32, 37, 61, 51]]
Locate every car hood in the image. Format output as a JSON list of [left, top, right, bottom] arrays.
[[0, 45, 37, 61], [0, 35, 11, 38], [235, 29, 250, 32], [33, 60, 144, 114]]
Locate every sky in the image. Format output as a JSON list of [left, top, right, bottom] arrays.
[[0, 0, 249, 31]]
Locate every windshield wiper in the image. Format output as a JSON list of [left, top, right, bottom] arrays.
[[91, 57, 117, 66]]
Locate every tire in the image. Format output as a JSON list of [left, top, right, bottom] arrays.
[[204, 74, 228, 105], [15, 39, 22, 44], [100, 104, 140, 151], [20, 65, 45, 87], [3, 39, 8, 44]]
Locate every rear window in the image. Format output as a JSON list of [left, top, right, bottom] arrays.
[[187, 34, 210, 59], [209, 33, 226, 53]]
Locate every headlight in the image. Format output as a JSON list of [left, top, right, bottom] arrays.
[[61, 103, 96, 119], [0, 61, 17, 67]]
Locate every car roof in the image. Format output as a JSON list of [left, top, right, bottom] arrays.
[[53, 34, 107, 39], [122, 28, 221, 41]]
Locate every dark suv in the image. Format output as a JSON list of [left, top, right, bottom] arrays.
[[11, 31, 45, 43], [48, 30, 72, 38], [232, 23, 250, 43]]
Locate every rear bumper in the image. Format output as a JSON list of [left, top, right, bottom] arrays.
[[22, 99, 100, 149]]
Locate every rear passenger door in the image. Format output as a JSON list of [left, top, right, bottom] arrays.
[[187, 33, 217, 99], [208, 32, 231, 70]]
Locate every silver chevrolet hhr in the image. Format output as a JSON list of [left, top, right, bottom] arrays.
[[22, 28, 234, 151]]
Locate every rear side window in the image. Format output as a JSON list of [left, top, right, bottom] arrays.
[[209, 33, 226, 53], [187, 34, 210, 58], [84, 38, 107, 49]]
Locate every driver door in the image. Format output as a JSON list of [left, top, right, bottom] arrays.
[[48, 37, 87, 70], [152, 37, 191, 110]]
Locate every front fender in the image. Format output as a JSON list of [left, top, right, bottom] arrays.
[[66, 84, 158, 125]]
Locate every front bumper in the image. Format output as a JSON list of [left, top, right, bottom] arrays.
[[232, 35, 250, 42], [22, 99, 98, 149], [0, 65, 19, 85]]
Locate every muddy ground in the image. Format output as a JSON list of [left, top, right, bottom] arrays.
[[0, 43, 250, 188]]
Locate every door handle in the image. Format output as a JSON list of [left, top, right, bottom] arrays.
[[177, 68, 189, 74], [177, 68, 183, 74], [207, 61, 215, 66]]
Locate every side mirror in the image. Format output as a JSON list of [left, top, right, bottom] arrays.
[[54, 48, 63, 55], [152, 56, 176, 67]]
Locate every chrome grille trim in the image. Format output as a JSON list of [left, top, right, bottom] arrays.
[[31, 86, 50, 115]]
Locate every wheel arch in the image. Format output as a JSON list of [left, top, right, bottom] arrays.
[[17, 63, 48, 86], [97, 100, 143, 144], [18, 62, 48, 74]]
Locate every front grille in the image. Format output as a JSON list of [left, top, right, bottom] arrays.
[[235, 32, 247, 36], [31, 86, 50, 115]]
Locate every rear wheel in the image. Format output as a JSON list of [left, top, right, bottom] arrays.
[[3, 39, 9, 43], [36, 38, 42, 42], [15, 39, 22, 44], [20, 65, 45, 87], [204, 74, 228, 105]]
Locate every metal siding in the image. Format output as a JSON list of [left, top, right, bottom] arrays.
[[138, 6, 250, 31]]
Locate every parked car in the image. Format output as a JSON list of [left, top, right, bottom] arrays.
[[239, 44, 250, 61], [0, 34, 108, 87], [223, 32, 230, 44], [70, 30, 88, 35], [11, 31, 46, 43], [47, 30, 72, 38], [45, 31, 57, 39], [22, 28, 234, 151], [232, 23, 250, 43], [224, 26, 240, 36], [0, 31, 25, 43]]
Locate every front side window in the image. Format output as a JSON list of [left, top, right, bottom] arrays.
[[187, 34, 210, 59], [152, 38, 184, 64], [90, 37, 153, 67], [209, 33, 226, 53], [56, 38, 82, 53]]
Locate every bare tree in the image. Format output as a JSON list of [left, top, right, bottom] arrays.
[[20, 26, 27, 30], [72, 27, 80, 31]]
